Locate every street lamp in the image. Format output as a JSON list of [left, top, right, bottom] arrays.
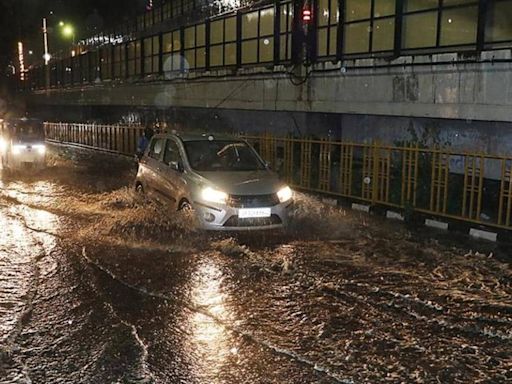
[[61, 24, 75, 45]]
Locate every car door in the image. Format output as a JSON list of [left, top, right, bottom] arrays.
[[142, 137, 165, 197], [159, 138, 187, 209]]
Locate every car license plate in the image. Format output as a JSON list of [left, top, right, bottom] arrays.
[[238, 208, 271, 218]]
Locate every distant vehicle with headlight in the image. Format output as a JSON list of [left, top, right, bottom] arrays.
[[135, 133, 293, 230], [0, 118, 47, 173]]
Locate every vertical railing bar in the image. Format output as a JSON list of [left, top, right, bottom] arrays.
[[463, 155, 469, 217], [498, 159, 506, 225], [469, 157, 476, 219], [372, 143, 379, 204], [443, 154, 449, 214], [407, 146, 413, 202], [413, 145, 419, 206], [401, 149, 407, 205], [386, 151, 390, 203], [437, 153, 443, 213], [430, 152, 436, 212], [476, 155, 484, 221], [506, 164, 512, 227]]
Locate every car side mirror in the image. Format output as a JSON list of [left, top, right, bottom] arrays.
[[170, 161, 184, 173]]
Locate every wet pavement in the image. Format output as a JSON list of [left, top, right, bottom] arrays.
[[0, 145, 511, 383]]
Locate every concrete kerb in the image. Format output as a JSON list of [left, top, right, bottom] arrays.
[[313, 193, 500, 242], [425, 219, 449, 231], [386, 210, 405, 221], [469, 228, 498, 242], [351, 203, 371, 213]]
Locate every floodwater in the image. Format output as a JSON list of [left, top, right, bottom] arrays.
[[0, 146, 511, 384]]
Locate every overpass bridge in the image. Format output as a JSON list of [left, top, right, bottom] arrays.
[[18, 0, 512, 153]]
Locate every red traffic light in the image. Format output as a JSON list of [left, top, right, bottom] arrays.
[[302, 8, 312, 22]]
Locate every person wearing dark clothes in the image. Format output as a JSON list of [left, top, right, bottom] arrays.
[[144, 126, 154, 141], [136, 131, 149, 159]]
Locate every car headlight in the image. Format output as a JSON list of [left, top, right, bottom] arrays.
[[201, 187, 228, 204], [33, 144, 46, 155], [277, 186, 293, 203], [12, 145, 25, 155]]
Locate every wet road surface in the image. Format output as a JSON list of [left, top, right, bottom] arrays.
[[1, 145, 511, 383]]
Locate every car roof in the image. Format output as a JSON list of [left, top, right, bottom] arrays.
[[153, 132, 244, 142]]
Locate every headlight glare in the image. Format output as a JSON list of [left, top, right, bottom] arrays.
[[33, 144, 46, 155], [12, 145, 24, 155], [201, 187, 228, 204], [277, 186, 293, 203], [0, 138, 6, 153]]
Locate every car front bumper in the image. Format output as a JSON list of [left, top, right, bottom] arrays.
[[193, 199, 293, 231], [7, 152, 46, 170]]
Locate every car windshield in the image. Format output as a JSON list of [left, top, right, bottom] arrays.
[[10, 121, 45, 143], [184, 140, 266, 172]]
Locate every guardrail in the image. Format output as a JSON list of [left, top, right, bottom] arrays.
[[45, 122, 145, 156], [45, 122, 512, 231], [247, 134, 512, 232]]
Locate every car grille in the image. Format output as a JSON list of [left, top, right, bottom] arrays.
[[223, 214, 282, 227], [228, 194, 280, 208]]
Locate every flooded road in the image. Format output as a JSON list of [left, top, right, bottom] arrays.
[[1, 145, 511, 383]]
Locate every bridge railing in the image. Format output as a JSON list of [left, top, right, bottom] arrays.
[[246, 134, 512, 232], [45, 122, 145, 156], [44, 122, 512, 231]]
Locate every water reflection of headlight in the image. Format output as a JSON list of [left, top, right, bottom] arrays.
[[0, 138, 6, 153], [190, 261, 233, 375]]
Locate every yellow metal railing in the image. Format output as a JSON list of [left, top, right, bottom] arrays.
[[245, 133, 512, 231], [44, 123, 512, 231]]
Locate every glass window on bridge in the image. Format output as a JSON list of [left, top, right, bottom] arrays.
[[88, 51, 99, 82], [163, 1, 172, 20], [80, 53, 90, 83], [183, 0, 195, 15], [242, 7, 275, 65], [127, 41, 142, 77], [113, 44, 126, 79], [184, 23, 206, 70], [144, 36, 160, 75], [317, 0, 339, 58], [63, 57, 73, 85], [101, 46, 112, 80], [279, 1, 293, 62], [210, 16, 237, 68], [402, 0, 479, 50], [72, 56, 81, 84], [343, 0, 396, 55], [485, 0, 512, 47], [137, 14, 145, 32], [154, 6, 163, 24], [163, 30, 182, 73]]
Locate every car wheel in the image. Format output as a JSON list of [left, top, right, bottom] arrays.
[[178, 199, 192, 212]]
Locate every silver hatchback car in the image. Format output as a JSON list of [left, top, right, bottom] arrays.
[[135, 133, 293, 230]]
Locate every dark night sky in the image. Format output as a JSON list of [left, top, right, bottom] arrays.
[[0, 0, 148, 79]]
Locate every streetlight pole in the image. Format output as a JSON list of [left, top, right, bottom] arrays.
[[42, 17, 50, 65]]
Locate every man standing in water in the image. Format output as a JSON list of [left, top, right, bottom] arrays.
[[136, 125, 154, 160]]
